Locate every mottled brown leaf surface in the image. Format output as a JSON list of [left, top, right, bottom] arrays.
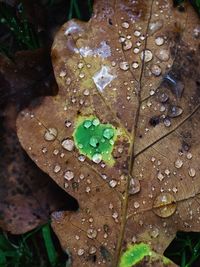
[[0, 50, 76, 234], [17, 0, 200, 266]]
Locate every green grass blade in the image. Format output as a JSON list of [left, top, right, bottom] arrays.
[[68, 0, 73, 20], [88, 0, 93, 14], [72, 0, 81, 19], [42, 224, 58, 267]]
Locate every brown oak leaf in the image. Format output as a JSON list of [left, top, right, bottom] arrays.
[[17, 0, 200, 266]]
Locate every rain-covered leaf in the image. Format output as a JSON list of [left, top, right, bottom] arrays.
[[17, 0, 200, 266], [0, 50, 77, 234]]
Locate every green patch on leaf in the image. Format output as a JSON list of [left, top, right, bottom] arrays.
[[119, 243, 172, 267], [73, 116, 118, 166]]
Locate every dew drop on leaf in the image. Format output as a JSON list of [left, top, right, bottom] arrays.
[[153, 193, 176, 218]]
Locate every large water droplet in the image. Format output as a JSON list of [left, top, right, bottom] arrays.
[[153, 193, 176, 218], [123, 40, 132, 51], [64, 170, 74, 181], [159, 93, 169, 103], [87, 229, 97, 239], [89, 136, 99, 148], [151, 65, 161, 76], [140, 50, 153, 62], [83, 120, 92, 128], [54, 164, 61, 173], [109, 180, 117, 188], [61, 139, 74, 151], [163, 117, 171, 127], [119, 61, 129, 71], [44, 128, 57, 141], [174, 159, 183, 169], [103, 128, 114, 139], [168, 106, 183, 118], [188, 168, 196, 177], [121, 21, 129, 29], [132, 61, 139, 69], [155, 36, 164, 46], [92, 153, 102, 164], [92, 118, 100, 126], [129, 178, 140, 195]]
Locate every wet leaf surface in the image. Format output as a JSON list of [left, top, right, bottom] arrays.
[[17, 0, 200, 266], [0, 49, 77, 234]]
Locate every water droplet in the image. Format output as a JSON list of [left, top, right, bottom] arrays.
[[155, 36, 164, 46], [134, 30, 141, 37], [156, 49, 170, 61], [172, 187, 178, 193], [163, 117, 171, 127], [89, 246, 97, 254], [92, 153, 102, 164], [133, 47, 140, 54], [64, 170, 74, 181], [194, 26, 200, 38], [132, 61, 139, 69], [59, 70, 66, 77], [78, 155, 86, 162], [122, 21, 129, 29], [78, 248, 85, 256], [168, 106, 183, 118], [186, 153, 193, 160], [175, 159, 183, 169], [149, 20, 163, 35], [61, 139, 74, 151], [54, 164, 61, 173], [140, 50, 153, 62], [151, 228, 159, 238], [92, 118, 100, 126], [151, 64, 161, 76], [109, 180, 117, 188], [89, 136, 99, 148], [134, 201, 140, 209], [79, 72, 85, 79], [119, 61, 129, 71], [78, 62, 84, 69], [65, 120, 72, 128], [188, 168, 196, 177], [164, 169, 170, 176], [157, 172, 164, 181], [83, 89, 90, 96], [53, 149, 59, 155], [42, 147, 48, 154], [83, 120, 92, 128], [153, 193, 176, 218], [87, 229, 97, 239], [86, 186, 91, 193], [129, 178, 140, 195], [159, 93, 169, 103], [103, 128, 114, 139], [66, 77, 71, 85], [44, 128, 57, 141], [112, 211, 118, 219], [123, 40, 132, 50], [119, 36, 126, 43]]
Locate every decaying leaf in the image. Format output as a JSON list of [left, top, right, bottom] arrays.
[[17, 0, 200, 266], [0, 50, 77, 234]]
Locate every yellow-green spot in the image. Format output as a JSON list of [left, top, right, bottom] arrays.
[[119, 243, 173, 267], [73, 116, 117, 166]]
